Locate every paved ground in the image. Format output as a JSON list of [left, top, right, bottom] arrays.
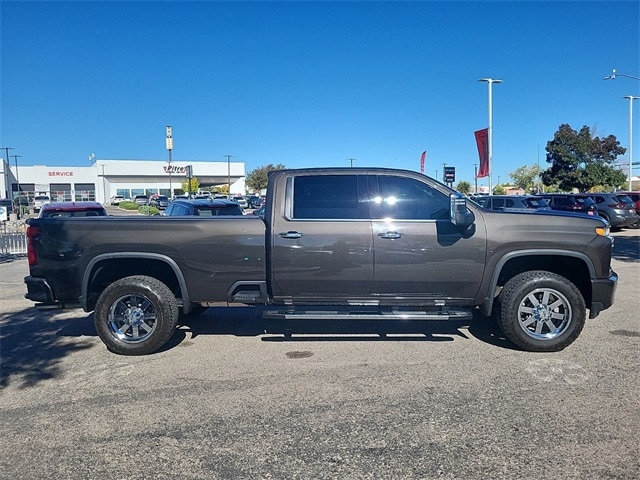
[[0, 229, 638, 479]]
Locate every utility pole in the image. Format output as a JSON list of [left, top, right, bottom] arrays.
[[10, 154, 22, 218], [1, 147, 14, 197], [348, 158, 355, 168], [165, 126, 173, 198]]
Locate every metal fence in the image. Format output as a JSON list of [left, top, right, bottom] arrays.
[[1, 218, 28, 257], [0, 233, 27, 256]]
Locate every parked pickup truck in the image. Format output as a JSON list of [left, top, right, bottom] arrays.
[[24, 167, 618, 355]]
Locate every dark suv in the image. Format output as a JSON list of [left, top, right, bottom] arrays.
[[150, 195, 170, 210], [534, 194, 597, 216], [475, 195, 550, 211], [163, 199, 244, 216], [588, 193, 639, 229], [39, 201, 107, 218]]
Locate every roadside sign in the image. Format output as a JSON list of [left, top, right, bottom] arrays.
[[444, 166, 456, 183]]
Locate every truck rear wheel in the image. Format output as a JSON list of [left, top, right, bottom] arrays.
[[94, 275, 179, 355], [497, 271, 586, 352]]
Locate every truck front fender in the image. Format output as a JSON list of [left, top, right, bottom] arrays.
[[479, 249, 597, 317]]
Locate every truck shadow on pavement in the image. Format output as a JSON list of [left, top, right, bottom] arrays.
[[0, 308, 94, 389], [612, 234, 639, 262], [164, 307, 517, 352], [1, 308, 515, 389], [48, 307, 515, 353]]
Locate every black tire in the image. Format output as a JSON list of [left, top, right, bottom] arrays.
[[94, 275, 179, 355], [496, 271, 586, 352]]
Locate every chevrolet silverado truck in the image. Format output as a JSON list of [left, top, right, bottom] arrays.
[[24, 167, 618, 355]]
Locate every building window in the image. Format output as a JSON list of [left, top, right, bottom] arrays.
[[117, 189, 131, 199]]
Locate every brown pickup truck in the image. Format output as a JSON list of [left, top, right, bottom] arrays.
[[24, 167, 617, 355]]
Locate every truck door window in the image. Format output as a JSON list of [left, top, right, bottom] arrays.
[[293, 175, 362, 219], [374, 176, 448, 220]]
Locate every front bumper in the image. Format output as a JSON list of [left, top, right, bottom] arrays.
[[589, 270, 618, 318]]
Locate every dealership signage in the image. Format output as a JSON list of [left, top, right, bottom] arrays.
[[163, 165, 190, 174]]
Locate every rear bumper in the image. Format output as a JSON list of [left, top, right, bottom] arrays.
[[608, 212, 639, 228], [24, 276, 56, 304], [589, 270, 618, 318]]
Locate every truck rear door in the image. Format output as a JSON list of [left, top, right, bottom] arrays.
[[270, 173, 374, 301]]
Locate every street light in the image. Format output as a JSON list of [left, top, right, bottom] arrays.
[[479, 77, 503, 194], [603, 69, 640, 81], [623, 96, 639, 190], [225, 154, 233, 197], [603, 70, 639, 190]]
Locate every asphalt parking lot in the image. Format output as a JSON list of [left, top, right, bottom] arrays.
[[1, 229, 638, 479]]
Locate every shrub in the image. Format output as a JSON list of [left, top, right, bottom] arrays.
[[138, 205, 160, 216], [119, 201, 139, 210]]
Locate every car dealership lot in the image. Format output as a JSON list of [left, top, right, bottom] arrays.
[[1, 230, 638, 479]]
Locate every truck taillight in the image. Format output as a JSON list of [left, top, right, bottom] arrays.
[[26, 225, 40, 266]]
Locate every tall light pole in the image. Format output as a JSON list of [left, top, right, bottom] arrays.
[[604, 69, 640, 189], [623, 96, 638, 190], [225, 154, 233, 197], [479, 77, 502, 194], [473, 164, 478, 193], [165, 126, 173, 198]]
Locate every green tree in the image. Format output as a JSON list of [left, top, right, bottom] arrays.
[[510, 164, 542, 193], [456, 180, 471, 195], [246, 164, 286, 192], [181, 176, 200, 196], [541, 124, 626, 192], [493, 184, 506, 195]]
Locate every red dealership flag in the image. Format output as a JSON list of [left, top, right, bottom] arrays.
[[474, 128, 489, 178], [420, 151, 426, 174]]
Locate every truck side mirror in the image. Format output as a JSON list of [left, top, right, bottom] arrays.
[[450, 193, 475, 228]]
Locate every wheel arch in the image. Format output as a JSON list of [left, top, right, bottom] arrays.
[[80, 253, 192, 312], [480, 250, 596, 316]]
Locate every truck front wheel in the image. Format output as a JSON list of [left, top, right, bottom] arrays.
[[94, 275, 179, 355], [497, 271, 586, 352]]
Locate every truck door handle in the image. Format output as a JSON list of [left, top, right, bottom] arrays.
[[279, 231, 304, 239], [378, 231, 403, 239]]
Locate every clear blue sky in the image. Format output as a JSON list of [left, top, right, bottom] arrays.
[[2, 1, 639, 188]]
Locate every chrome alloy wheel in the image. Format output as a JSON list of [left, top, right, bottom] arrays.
[[107, 294, 158, 343], [517, 288, 572, 340]]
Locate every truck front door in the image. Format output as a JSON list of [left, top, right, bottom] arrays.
[[270, 173, 374, 301], [370, 174, 486, 304]]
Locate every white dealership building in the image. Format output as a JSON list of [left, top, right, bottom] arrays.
[[0, 158, 246, 203]]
